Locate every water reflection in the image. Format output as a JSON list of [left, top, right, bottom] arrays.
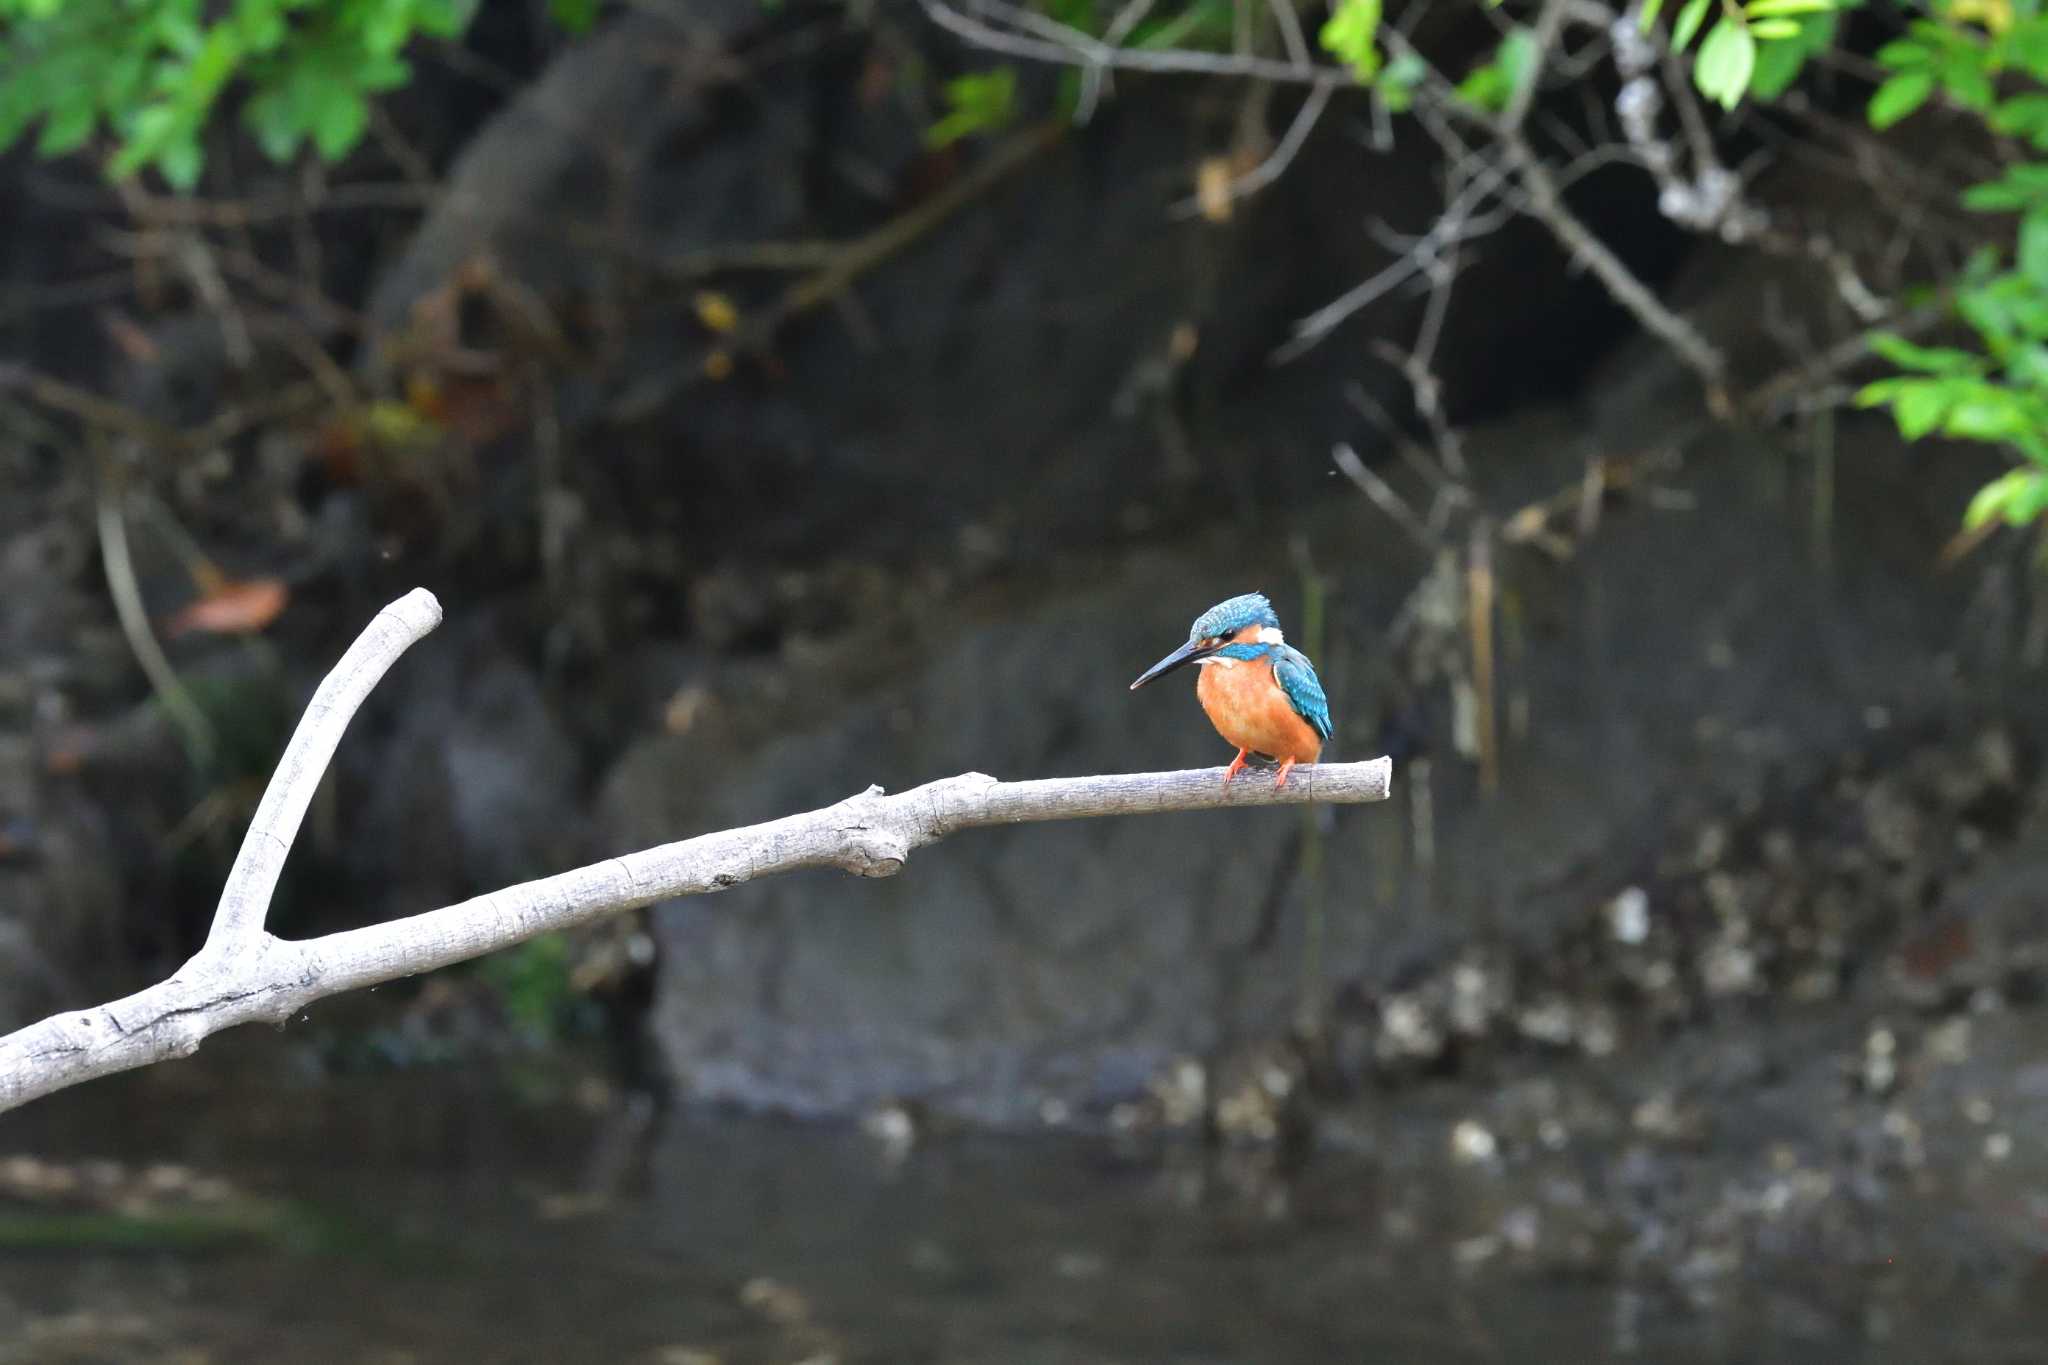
[[1, 1041, 2044, 1363]]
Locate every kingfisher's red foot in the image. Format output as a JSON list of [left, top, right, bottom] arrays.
[[1223, 749, 1250, 785], [1273, 757, 1298, 789]]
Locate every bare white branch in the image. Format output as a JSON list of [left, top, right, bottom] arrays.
[[0, 590, 1393, 1115], [207, 587, 443, 951]]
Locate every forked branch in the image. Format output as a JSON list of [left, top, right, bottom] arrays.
[[0, 590, 1392, 1114]]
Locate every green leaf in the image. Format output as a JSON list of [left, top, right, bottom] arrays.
[[242, 87, 301, 161], [422, 0, 481, 39], [183, 26, 243, 107], [1894, 381, 1952, 438], [238, 2, 289, 53], [362, 0, 415, 55], [1744, 0, 1835, 15], [1959, 288, 2020, 353], [1868, 69, 1934, 127], [2008, 342, 2048, 388], [2011, 19, 2048, 81], [2014, 473, 2048, 520], [1961, 166, 2048, 211], [1319, 0, 1384, 83], [1965, 468, 2046, 528], [2022, 211, 2048, 287], [1944, 62, 1996, 111], [1749, 18, 1801, 38], [1695, 18, 1757, 109], [1043, 0, 1101, 34], [1672, 0, 1712, 50], [923, 68, 1018, 149], [1876, 38, 1931, 69], [1993, 93, 2048, 145], [549, 0, 600, 31], [116, 102, 178, 161], [357, 55, 412, 93], [1945, 394, 2026, 440], [1750, 12, 1835, 98], [1867, 331, 1983, 374], [155, 133, 202, 190], [1640, 0, 1667, 32], [1965, 181, 2036, 210], [1496, 26, 1538, 96], [35, 100, 97, 156], [311, 87, 366, 159], [1379, 50, 1425, 113], [153, 8, 203, 58], [1457, 28, 1538, 112]]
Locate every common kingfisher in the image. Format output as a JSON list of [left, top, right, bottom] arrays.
[[1129, 592, 1333, 788]]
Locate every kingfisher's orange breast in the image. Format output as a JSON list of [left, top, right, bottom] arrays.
[[1195, 655, 1323, 764]]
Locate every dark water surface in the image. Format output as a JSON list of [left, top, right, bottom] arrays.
[[1, 1037, 2044, 1364]]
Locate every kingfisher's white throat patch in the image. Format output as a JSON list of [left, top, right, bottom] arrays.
[[1256, 626, 1285, 644], [1198, 656, 1239, 668]]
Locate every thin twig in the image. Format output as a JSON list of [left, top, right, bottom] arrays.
[[1168, 82, 1334, 219], [1343, 381, 1461, 503], [919, 0, 1346, 85], [1496, 119, 1727, 401], [93, 445, 214, 768], [1263, 0, 1311, 69], [1075, 0, 1160, 120], [1501, 0, 1571, 135], [1332, 441, 1438, 551], [613, 120, 1066, 420], [0, 366, 180, 446], [1400, 20, 1728, 398], [1465, 523, 1498, 796]]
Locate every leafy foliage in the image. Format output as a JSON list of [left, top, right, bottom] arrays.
[[0, 0, 479, 189], [1457, 27, 1537, 112], [925, 67, 1019, 148], [1849, 0, 2048, 543], [1320, 0, 1384, 82], [4, 0, 2045, 545], [1639, 0, 1845, 109]]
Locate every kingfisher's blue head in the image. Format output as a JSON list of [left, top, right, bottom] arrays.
[[1129, 592, 1285, 691], [1189, 593, 1280, 641]]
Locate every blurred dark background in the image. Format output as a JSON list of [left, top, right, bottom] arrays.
[[4, 0, 2048, 1359]]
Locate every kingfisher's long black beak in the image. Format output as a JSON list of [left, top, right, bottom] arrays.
[[1129, 639, 1214, 690]]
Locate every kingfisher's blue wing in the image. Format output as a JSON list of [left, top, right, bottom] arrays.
[[1273, 647, 1333, 741]]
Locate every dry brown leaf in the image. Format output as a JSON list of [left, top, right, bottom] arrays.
[[100, 311, 161, 365], [1195, 157, 1235, 224], [164, 577, 290, 638]]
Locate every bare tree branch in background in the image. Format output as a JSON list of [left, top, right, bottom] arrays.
[[0, 590, 1394, 1116], [919, 0, 1347, 86], [1601, 2, 1887, 326], [925, 0, 1730, 402]]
